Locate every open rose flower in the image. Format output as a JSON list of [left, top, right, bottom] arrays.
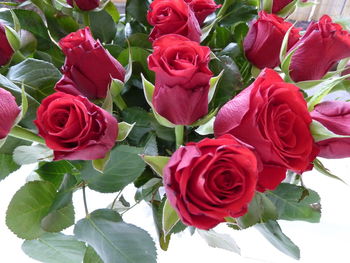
[[148, 34, 212, 125], [34, 92, 118, 161], [244, 11, 300, 69], [164, 135, 258, 230], [311, 101, 350, 158], [290, 15, 350, 82], [0, 88, 20, 138], [214, 69, 318, 192], [67, 0, 99, 11], [55, 27, 125, 99], [184, 0, 220, 25], [0, 23, 14, 66], [147, 0, 201, 42]]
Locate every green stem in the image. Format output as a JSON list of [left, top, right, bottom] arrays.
[[9, 125, 45, 144], [217, 0, 235, 19], [82, 184, 89, 216], [175, 125, 184, 149], [82, 12, 90, 27], [113, 95, 127, 111]]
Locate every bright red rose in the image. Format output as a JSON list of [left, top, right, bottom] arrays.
[[243, 11, 300, 69], [290, 15, 350, 82], [0, 88, 20, 138], [272, 0, 294, 13], [184, 0, 220, 25], [311, 101, 350, 158], [148, 34, 212, 125], [214, 69, 318, 192], [164, 135, 258, 230], [0, 23, 14, 66], [147, 0, 201, 42], [55, 27, 125, 99], [67, 0, 99, 11], [34, 92, 118, 161]]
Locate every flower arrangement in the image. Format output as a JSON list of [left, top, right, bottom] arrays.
[[0, 0, 349, 262]]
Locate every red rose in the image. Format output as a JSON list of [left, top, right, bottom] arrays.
[[55, 27, 125, 99], [164, 135, 258, 230], [34, 92, 118, 161], [67, 0, 99, 11], [311, 101, 350, 158], [272, 0, 294, 13], [184, 0, 220, 25], [148, 34, 212, 125], [243, 11, 300, 69], [290, 15, 350, 82], [147, 0, 201, 42], [0, 88, 20, 138], [214, 69, 318, 192], [0, 23, 14, 66]]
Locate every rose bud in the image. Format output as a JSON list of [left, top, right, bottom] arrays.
[[311, 101, 350, 158], [214, 68, 318, 192], [147, 0, 201, 42], [67, 0, 100, 11], [148, 34, 212, 125], [55, 27, 125, 99], [0, 23, 15, 66], [164, 135, 258, 230], [272, 0, 294, 13], [0, 88, 20, 138], [290, 15, 350, 82], [34, 92, 118, 161], [243, 11, 300, 69], [184, 0, 220, 25]]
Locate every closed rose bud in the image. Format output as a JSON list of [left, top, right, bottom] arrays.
[[0, 88, 20, 138], [164, 135, 258, 230], [34, 92, 118, 161], [290, 15, 350, 82], [244, 11, 300, 69], [272, 0, 294, 13], [55, 27, 125, 99], [148, 34, 212, 125], [147, 0, 201, 42], [0, 23, 14, 66], [184, 0, 220, 25], [311, 101, 350, 158], [67, 0, 99, 11], [214, 68, 318, 192]]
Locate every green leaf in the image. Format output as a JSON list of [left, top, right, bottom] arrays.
[[313, 158, 347, 184], [7, 58, 62, 101], [279, 23, 296, 64], [81, 145, 146, 193], [104, 0, 120, 23], [6, 181, 57, 239], [117, 122, 136, 142], [256, 220, 300, 260], [13, 144, 53, 165], [197, 229, 241, 254], [41, 203, 75, 233], [4, 24, 20, 51], [83, 246, 103, 263], [126, 0, 150, 25], [135, 177, 162, 202], [162, 199, 180, 236], [74, 209, 157, 263], [89, 10, 116, 43], [266, 183, 321, 223], [142, 155, 170, 177], [310, 120, 350, 142], [208, 70, 224, 103], [22, 233, 86, 263]]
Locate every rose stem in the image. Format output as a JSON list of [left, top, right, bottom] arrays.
[[9, 125, 45, 144], [175, 125, 184, 149], [82, 12, 90, 27], [82, 184, 89, 216]]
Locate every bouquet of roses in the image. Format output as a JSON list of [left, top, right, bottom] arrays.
[[0, 0, 349, 262]]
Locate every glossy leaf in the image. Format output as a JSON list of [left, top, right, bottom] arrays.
[[162, 199, 180, 236]]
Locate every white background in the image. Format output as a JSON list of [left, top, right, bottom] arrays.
[[0, 158, 349, 263]]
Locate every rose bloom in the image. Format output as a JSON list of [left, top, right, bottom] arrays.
[[148, 34, 212, 125], [0, 23, 14, 66], [184, 0, 220, 25], [0, 88, 20, 138], [272, 0, 294, 13], [290, 15, 350, 82], [311, 101, 350, 158], [67, 0, 99, 11], [147, 0, 201, 42], [244, 11, 300, 69], [55, 27, 125, 99], [164, 135, 258, 230], [214, 68, 318, 192], [34, 92, 118, 161]]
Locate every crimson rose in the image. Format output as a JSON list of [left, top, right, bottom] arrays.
[[67, 0, 99, 11], [0, 23, 14, 66], [290, 15, 350, 82], [214, 69, 318, 192], [184, 0, 220, 25], [148, 34, 212, 125], [164, 135, 258, 230], [244, 11, 300, 69], [0, 88, 20, 138], [55, 27, 125, 99], [34, 92, 118, 161], [147, 0, 201, 42]]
